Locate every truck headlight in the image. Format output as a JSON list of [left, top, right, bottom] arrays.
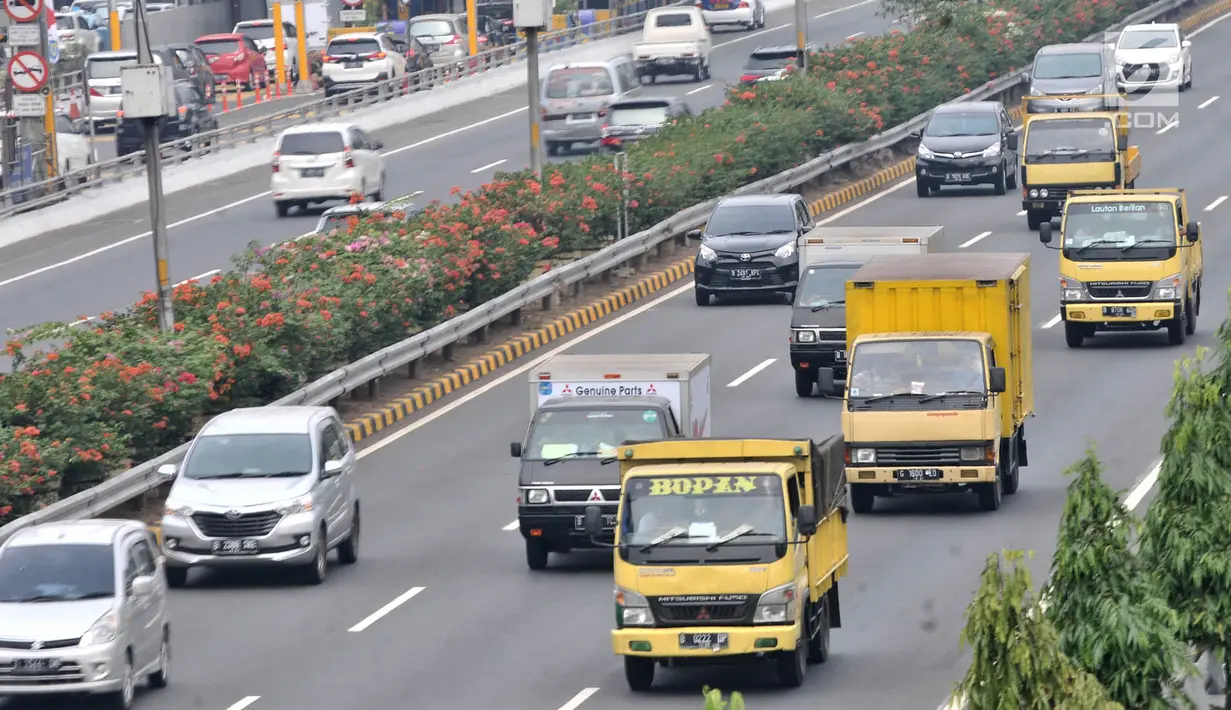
[[80, 611, 118, 646], [793, 329, 816, 343], [754, 583, 797, 624], [525, 488, 550, 504], [852, 448, 875, 464], [917, 143, 935, 159], [1028, 189, 1038, 198], [275, 496, 313, 515], [615, 586, 653, 627], [698, 244, 717, 261], [1038, 188, 1048, 198], [982, 142, 1000, 157], [774, 241, 795, 259], [1152, 273, 1182, 301], [163, 502, 193, 517], [960, 445, 991, 462], [1060, 276, 1085, 301]]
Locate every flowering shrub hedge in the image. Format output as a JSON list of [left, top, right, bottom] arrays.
[[0, 0, 1163, 523]]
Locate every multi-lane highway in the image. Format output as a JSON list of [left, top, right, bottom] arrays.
[[4, 10, 1217, 710], [0, 0, 885, 338]]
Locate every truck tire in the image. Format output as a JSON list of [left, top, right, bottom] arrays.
[[794, 370, 813, 397], [1185, 297, 1196, 335], [1063, 322, 1085, 348], [624, 657, 655, 691], [976, 478, 1002, 512], [776, 641, 807, 687], [525, 539, 549, 570], [1167, 309, 1187, 345], [850, 485, 875, 514], [1026, 210, 1045, 230], [806, 596, 831, 664], [1003, 462, 1020, 495]]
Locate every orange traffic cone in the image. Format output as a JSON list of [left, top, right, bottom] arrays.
[[253, 81, 262, 103], [220, 92, 228, 113], [68, 101, 81, 120], [236, 86, 244, 108]]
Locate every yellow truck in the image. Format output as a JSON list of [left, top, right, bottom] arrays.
[[1019, 96, 1141, 231], [582, 437, 849, 691], [842, 253, 1034, 513], [1038, 188, 1203, 347]]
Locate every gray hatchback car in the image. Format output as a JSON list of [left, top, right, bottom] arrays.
[[0, 520, 171, 710], [158, 406, 361, 587]]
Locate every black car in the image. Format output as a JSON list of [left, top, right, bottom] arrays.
[[688, 194, 813, 305], [476, 0, 516, 42], [161, 43, 217, 102], [789, 260, 866, 397], [738, 44, 818, 85], [599, 97, 691, 152], [460, 12, 508, 48], [911, 101, 1019, 197], [115, 82, 219, 157]]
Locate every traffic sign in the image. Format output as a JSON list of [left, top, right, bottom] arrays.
[[340, 0, 363, 9], [10, 92, 44, 116], [5, 22, 38, 45], [3, 0, 44, 24], [339, 8, 364, 20], [7, 50, 48, 92]]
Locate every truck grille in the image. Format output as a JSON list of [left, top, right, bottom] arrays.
[[192, 511, 282, 537], [870, 445, 963, 466], [1086, 281, 1152, 300], [552, 488, 620, 502], [650, 596, 751, 626], [0, 638, 80, 651]]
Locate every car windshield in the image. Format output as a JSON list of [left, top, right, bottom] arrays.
[[545, 67, 613, 98], [55, 16, 76, 30], [745, 51, 795, 71], [181, 433, 313, 478], [620, 474, 786, 546], [0, 544, 115, 602], [848, 339, 986, 398], [479, 4, 512, 20], [1118, 29, 1179, 49], [327, 38, 381, 56], [1033, 52, 1103, 79], [525, 409, 667, 460], [925, 113, 999, 137], [409, 19, 455, 37], [237, 24, 275, 41], [795, 265, 859, 307], [279, 131, 345, 155], [1062, 202, 1177, 253], [609, 105, 670, 126], [87, 57, 138, 79], [705, 204, 795, 235], [1024, 118, 1115, 157], [195, 39, 239, 56]]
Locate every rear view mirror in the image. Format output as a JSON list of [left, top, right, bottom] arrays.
[[1116, 134, 1128, 151], [157, 463, 178, 477], [510, 441, 523, 458], [1182, 39, 1192, 48], [372, 140, 384, 150], [1038, 221, 1053, 244], [1005, 133, 1018, 151], [796, 504, 818, 536], [322, 460, 344, 478], [1186, 221, 1199, 242], [130, 575, 154, 596], [989, 367, 1007, 394], [583, 505, 604, 537], [686, 228, 703, 240]]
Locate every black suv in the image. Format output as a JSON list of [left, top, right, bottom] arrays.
[[789, 260, 866, 396], [688, 194, 813, 305], [911, 101, 1019, 197]]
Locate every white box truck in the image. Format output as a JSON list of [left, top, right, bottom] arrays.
[[510, 353, 712, 570], [790, 226, 942, 397]]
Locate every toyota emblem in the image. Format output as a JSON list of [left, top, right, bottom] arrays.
[[225, 509, 242, 519], [954, 152, 964, 159], [29, 640, 43, 651], [739, 253, 751, 261]]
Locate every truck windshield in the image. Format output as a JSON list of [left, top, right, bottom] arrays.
[[1062, 201, 1178, 260], [1024, 118, 1115, 161], [525, 409, 667, 460], [848, 339, 986, 400], [795, 264, 860, 308], [621, 474, 787, 557]]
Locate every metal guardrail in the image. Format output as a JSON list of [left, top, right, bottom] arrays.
[[0, 0, 1200, 542], [0, 6, 674, 217]]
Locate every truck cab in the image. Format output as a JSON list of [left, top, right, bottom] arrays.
[[1039, 188, 1202, 347], [1019, 98, 1140, 230]]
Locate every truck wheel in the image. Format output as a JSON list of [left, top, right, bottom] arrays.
[[775, 641, 807, 687], [1167, 310, 1187, 345], [1026, 210, 1045, 230], [525, 539, 549, 570], [1063, 321, 1084, 348], [794, 370, 813, 397], [624, 656, 655, 691], [1002, 461, 1020, 495], [806, 596, 831, 664], [1185, 297, 1196, 335], [850, 484, 874, 514], [976, 479, 1002, 512]]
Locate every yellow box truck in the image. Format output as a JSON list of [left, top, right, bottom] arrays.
[[582, 437, 849, 691], [842, 253, 1034, 513]]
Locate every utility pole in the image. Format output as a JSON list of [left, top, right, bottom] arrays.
[[525, 28, 541, 176], [794, 0, 807, 71], [131, 0, 174, 332]]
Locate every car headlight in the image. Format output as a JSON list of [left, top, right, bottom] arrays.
[[80, 610, 118, 647], [982, 143, 1001, 157], [275, 496, 313, 515], [1152, 273, 1182, 301], [960, 445, 990, 461], [525, 488, 550, 504], [917, 143, 935, 159], [1060, 276, 1085, 301], [164, 502, 193, 517], [852, 448, 875, 464], [754, 582, 797, 624], [698, 244, 717, 261], [1038, 189, 1049, 198], [615, 586, 653, 627], [793, 329, 816, 343], [774, 241, 795, 259], [1166, 53, 1180, 64]]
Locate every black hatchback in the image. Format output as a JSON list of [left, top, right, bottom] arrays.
[[115, 82, 219, 157]]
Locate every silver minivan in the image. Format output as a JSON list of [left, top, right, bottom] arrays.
[[158, 406, 361, 587], [1027, 42, 1117, 113], [541, 56, 639, 156], [0, 520, 171, 710]]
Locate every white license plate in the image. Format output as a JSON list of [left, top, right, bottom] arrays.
[[211, 539, 259, 555], [575, 514, 617, 530], [301, 167, 325, 178], [345, 61, 363, 69], [567, 113, 594, 123], [14, 658, 59, 674], [679, 632, 729, 649], [945, 173, 972, 182]]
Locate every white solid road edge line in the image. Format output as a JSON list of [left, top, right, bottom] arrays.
[[175, 269, 220, 287], [225, 697, 261, 710], [1205, 195, 1227, 211], [558, 688, 601, 710], [347, 586, 426, 633], [727, 358, 777, 387], [959, 231, 992, 248]]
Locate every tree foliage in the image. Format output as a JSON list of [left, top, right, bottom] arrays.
[[952, 550, 1122, 710], [1047, 446, 1192, 709], [1143, 346, 1231, 705], [702, 687, 745, 710]]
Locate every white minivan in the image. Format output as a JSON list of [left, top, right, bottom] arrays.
[[270, 123, 386, 218]]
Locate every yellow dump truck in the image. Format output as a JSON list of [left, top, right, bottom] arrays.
[[1019, 96, 1141, 231], [842, 253, 1034, 513], [583, 437, 849, 691], [1039, 188, 1203, 347]]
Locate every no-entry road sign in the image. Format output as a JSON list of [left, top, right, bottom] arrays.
[[3, 0, 44, 24], [7, 50, 49, 92]]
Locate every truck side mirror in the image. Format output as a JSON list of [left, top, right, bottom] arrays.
[[1005, 133, 1018, 151], [1038, 221, 1052, 244], [796, 504, 818, 536], [988, 367, 1007, 394], [510, 441, 522, 458], [686, 228, 703, 240], [1116, 134, 1128, 151], [583, 505, 604, 537], [1186, 221, 1199, 242]]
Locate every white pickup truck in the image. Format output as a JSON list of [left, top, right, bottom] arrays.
[[632, 6, 712, 83]]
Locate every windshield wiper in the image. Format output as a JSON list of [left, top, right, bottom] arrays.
[[257, 471, 311, 477], [542, 451, 602, 466], [704, 525, 781, 551], [810, 299, 845, 312], [858, 391, 923, 404], [919, 390, 985, 403], [714, 230, 793, 236], [639, 526, 692, 552], [1074, 238, 1127, 254], [0, 594, 69, 602], [1120, 238, 1176, 252], [190, 472, 248, 479]]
